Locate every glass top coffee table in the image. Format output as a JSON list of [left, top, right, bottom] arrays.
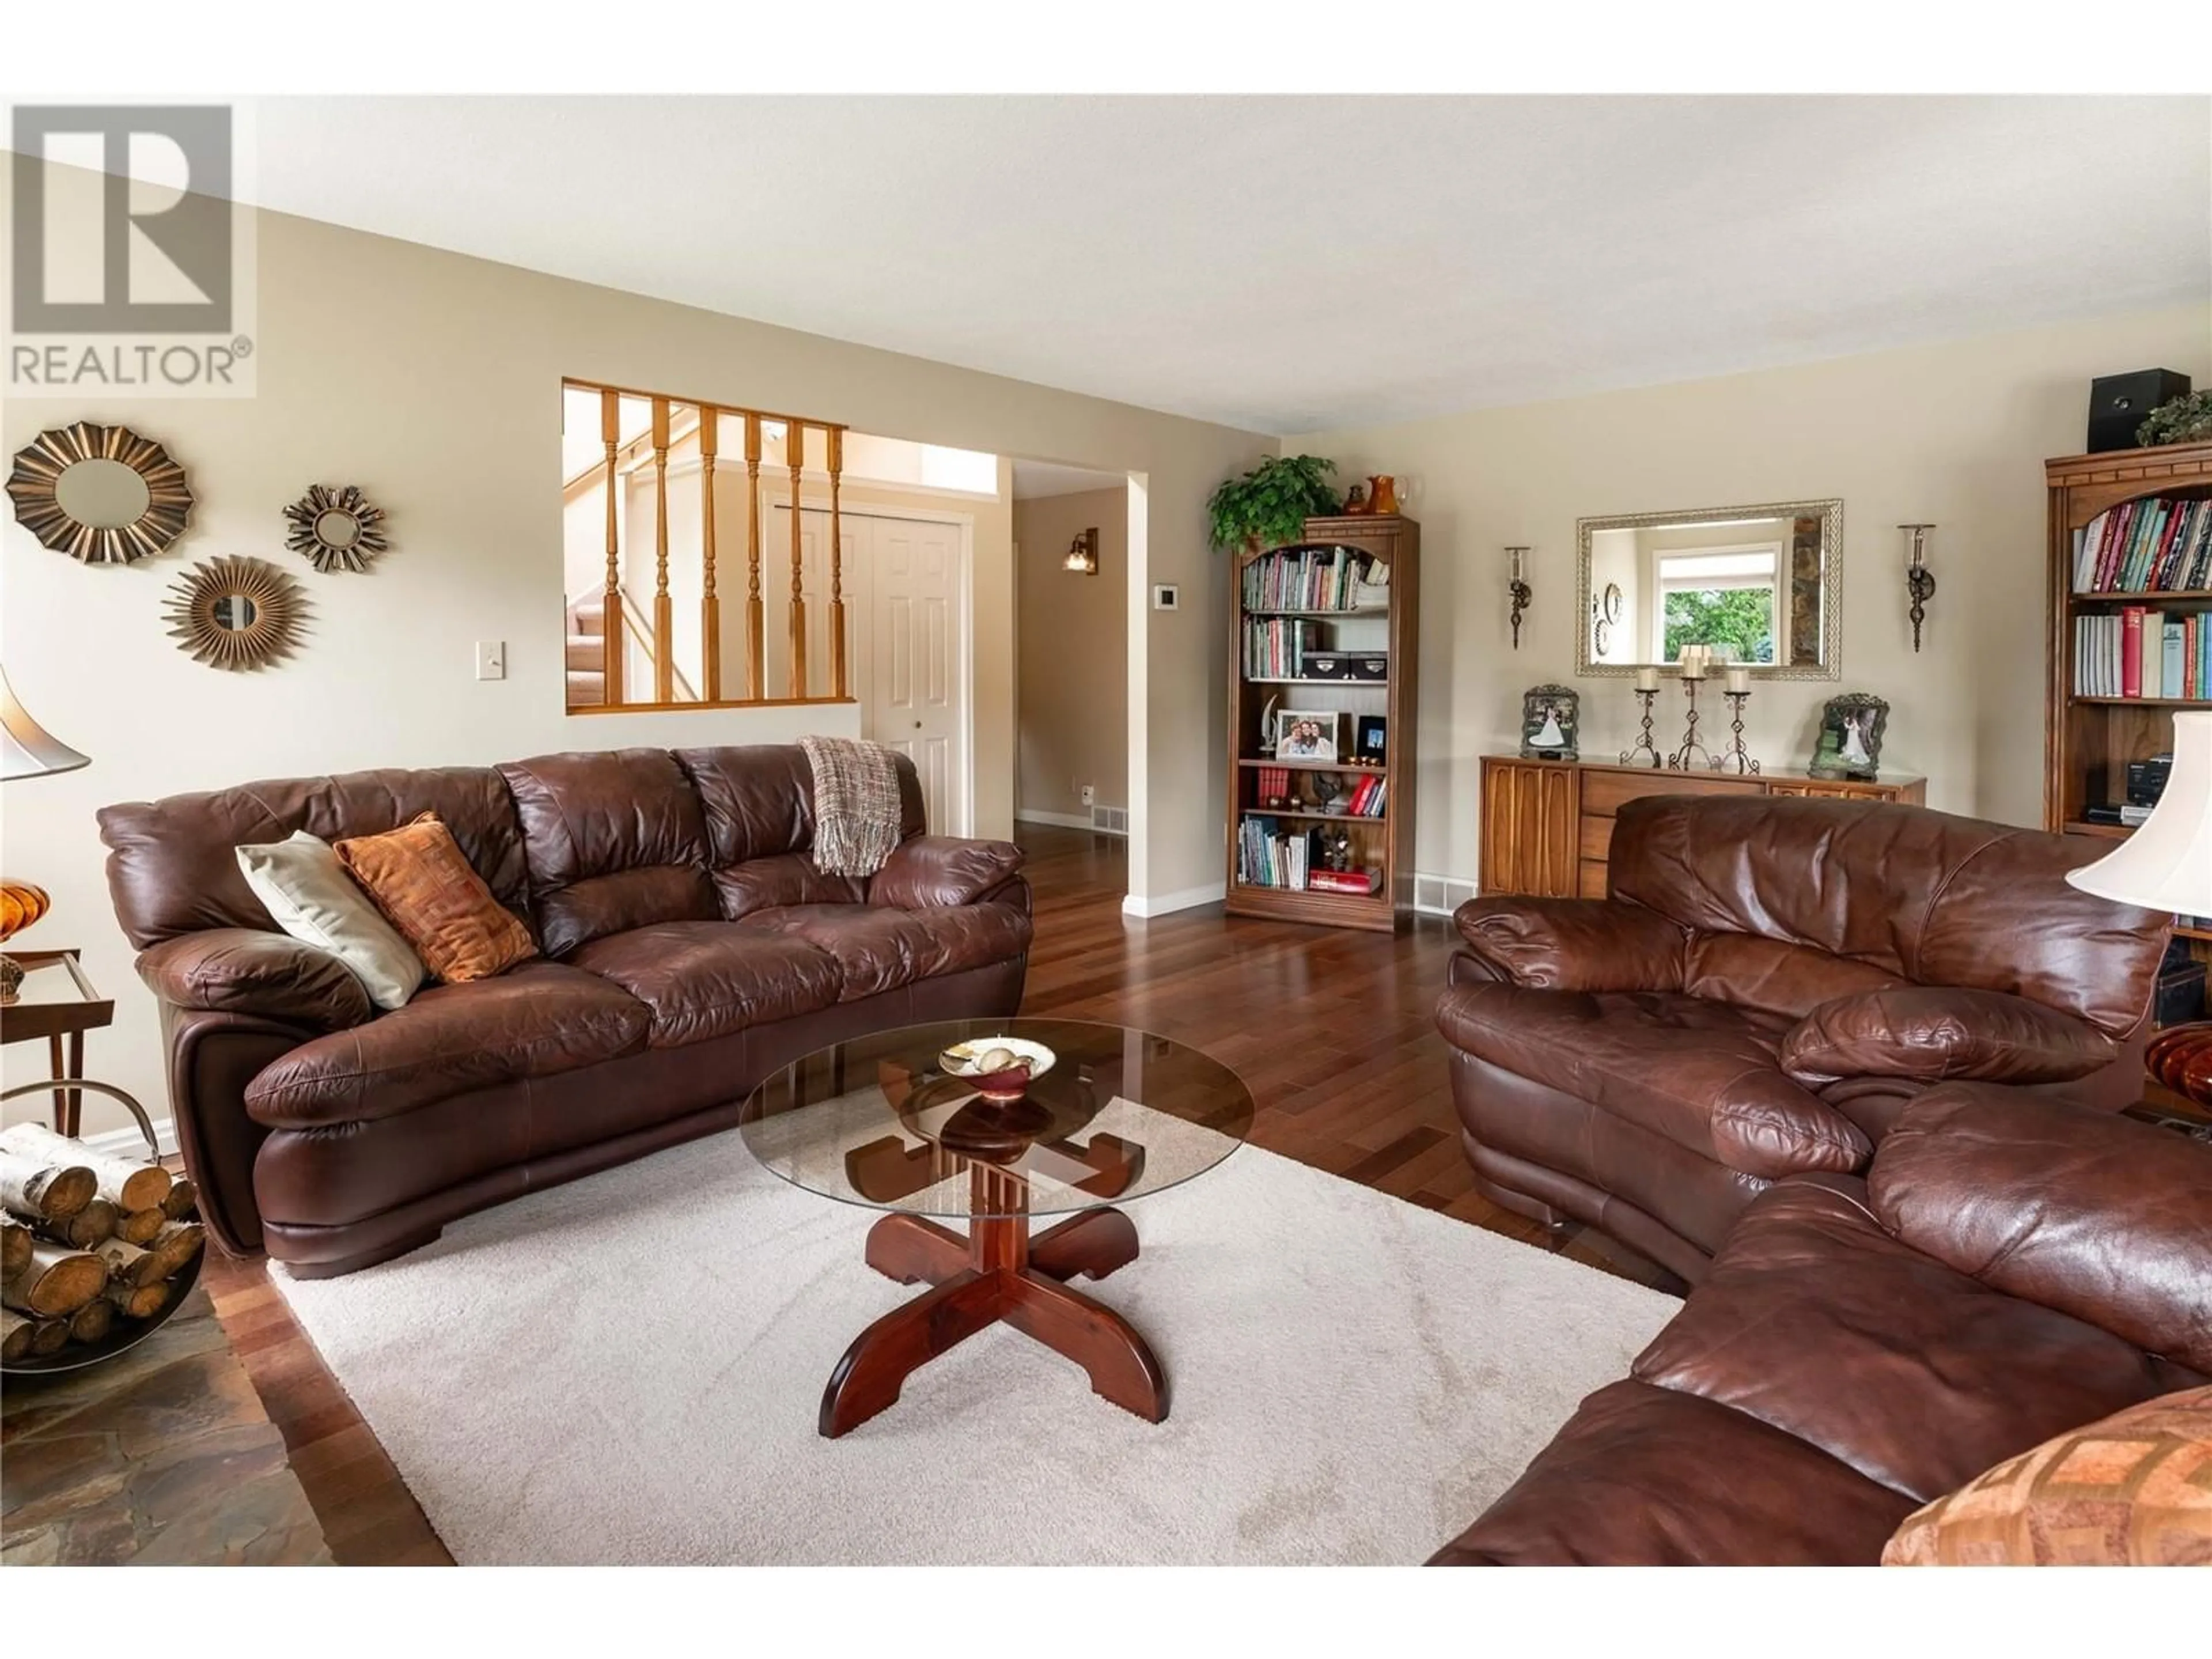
[[739, 1017, 1254, 1438]]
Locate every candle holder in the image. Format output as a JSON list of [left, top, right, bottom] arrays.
[[1619, 688, 1662, 767], [1506, 547, 1532, 649], [1902, 523, 1936, 652], [1667, 677, 1717, 771], [1716, 690, 1760, 775]]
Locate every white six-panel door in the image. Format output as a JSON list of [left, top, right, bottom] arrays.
[[768, 503, 968, 835]]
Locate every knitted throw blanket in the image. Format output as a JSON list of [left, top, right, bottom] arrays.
[[800, 735, 904, 876]]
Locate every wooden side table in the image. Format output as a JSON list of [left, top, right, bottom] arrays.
[[0, 948, 154, 1150]]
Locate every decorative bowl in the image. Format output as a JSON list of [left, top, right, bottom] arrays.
[[938, 1036, 1057, 1100]]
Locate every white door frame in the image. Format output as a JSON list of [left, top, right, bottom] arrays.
[[766, 490, 976, 836]]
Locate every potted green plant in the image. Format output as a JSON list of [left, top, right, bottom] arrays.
[[1207, 455, 1342, 553], [2139, 391, 2212, 448]]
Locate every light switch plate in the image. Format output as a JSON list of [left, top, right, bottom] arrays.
[[476, 640, 506, 680], [1153, 584, 1179, 611]]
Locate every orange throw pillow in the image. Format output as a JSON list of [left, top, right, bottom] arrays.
[[335, 812, 536, 984], [1884, 1386, 2212, 1566]]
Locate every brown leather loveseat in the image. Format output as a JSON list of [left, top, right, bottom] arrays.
[[1437, 795, 2168, 1283], [98, 744, 1031, 1277], [1433, 1083, 2212, 1565]]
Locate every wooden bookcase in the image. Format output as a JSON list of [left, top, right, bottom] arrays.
[[1224, 514, 1419, 931], [2043, 438, 2212, 967]]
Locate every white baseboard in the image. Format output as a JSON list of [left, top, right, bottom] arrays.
[[1122, 881, 1227, 919], [1015, 808, 1128, 837], [78, 1115, 179, 1160]]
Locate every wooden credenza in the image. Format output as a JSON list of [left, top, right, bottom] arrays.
[[1479, 755, 1927, 899]]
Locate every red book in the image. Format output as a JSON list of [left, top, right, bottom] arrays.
[[2120, 608, 2143, 697]]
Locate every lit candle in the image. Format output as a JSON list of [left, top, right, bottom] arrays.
[[1679, 646, 1707, 681], [1725, 666, 1751, 696], [1634, 666, 1660, 693], [1509, 547, 1527, 581]]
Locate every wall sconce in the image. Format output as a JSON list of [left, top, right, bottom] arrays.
[[1063, 528, 1099, 575], [1506, 546, 1532, 649], [1900, 524, 1935, 651]]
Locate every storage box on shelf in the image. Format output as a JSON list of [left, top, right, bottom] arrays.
[[1225, 514, 1419, 931], [2044, 438, 2212, 991]]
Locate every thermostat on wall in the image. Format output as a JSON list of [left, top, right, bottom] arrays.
[[1153, 584, 1179, 611]]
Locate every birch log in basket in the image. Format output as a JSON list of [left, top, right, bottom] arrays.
[[0, 1122, 203, 1374]]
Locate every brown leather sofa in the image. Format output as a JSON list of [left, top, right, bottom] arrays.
[[97, 745, 1031, 1277], [1437, 795, 2168, 1283], [1432, 1083, 2212, 1564]]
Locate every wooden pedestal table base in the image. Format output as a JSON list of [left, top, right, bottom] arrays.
[[819, 1169, 1164, 1439]]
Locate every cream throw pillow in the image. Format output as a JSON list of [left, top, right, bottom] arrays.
[[236, 831, 425, 1010]]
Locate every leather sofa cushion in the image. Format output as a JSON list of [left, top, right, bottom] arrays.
[[243, 961, 648, 1127], [1435, 982, 1869, 1179], [713, 853, 866, 920], [569, 921, 843, 1048], [1450, 896, 1685, 993], [1609, 796, 2166, 1039], [1869, 1084, 2212, 1374], [135, 927, 373, 1032], [336, 812, 539, 984], [1430, 1378, 1917, 1566], [497, 749, 718, 957], [868, 836, 1027, 910], [677, 744, 925, 869], [1681, 931, 1906, 1020], [1781, 986, 2119, 1087], [740, 903, 1032, 1001], [1631, 1178, 2182, 1503], [98, 764, 528, 948]]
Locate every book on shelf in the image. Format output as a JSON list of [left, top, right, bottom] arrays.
[[1237, 816, 1316, 890], [2073, 608, 2210, 698], [1243, 617, 1321, 677], [1241, 544, 1387, 612], [2071, 497, 2212, 594], [1306, 867, 1382, 896]]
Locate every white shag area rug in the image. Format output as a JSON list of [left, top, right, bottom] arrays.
[[273, 1127, 1675, 1565]]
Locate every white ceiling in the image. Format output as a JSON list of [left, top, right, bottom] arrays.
[[1010, 459, 1126, 499], [233, 96, 2212, 433]]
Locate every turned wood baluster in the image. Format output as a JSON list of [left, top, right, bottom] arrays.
[[828, 426, 847, 700], [651, 397, 673, 703], [787, 421, 809, 700], [600, 388, 624, 707], [699, 406, 721, 701], [745, 414, 765, 701]]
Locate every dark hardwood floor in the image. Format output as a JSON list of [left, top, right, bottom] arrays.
[[202, 820, 1674, 1566]]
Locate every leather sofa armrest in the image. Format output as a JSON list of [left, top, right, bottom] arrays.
[[137, 929, 372, 1033], [1452, 896, 1685, 993], [868, 836, 1026, 910], [1869, 1083, 2212, 1373], [1779, 987, 2117, 1088]]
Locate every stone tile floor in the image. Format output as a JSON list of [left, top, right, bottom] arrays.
[[2, 1287, 329, 1566]]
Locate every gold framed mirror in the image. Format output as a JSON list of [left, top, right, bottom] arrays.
[[5, 422, 194, 565], [283, 483, 389, 573], [163, 555, 306, 671], [1576, 498, 1843, 680]]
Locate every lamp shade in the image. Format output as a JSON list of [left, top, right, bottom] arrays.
[[0, 664, 90, 782], [2065, 710, 2212, 916]]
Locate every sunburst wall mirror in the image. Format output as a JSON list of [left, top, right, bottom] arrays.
[[283, 483, 389, 572], [164, 555, 306, 671], [5, 422, 194, 565]]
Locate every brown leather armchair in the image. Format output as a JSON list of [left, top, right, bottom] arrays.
[[1433, 1084, 2212, 1565], [1435, 795, 2170, 1283], [100, 744, 1031, 1277]]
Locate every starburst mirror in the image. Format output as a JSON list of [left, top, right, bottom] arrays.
[[5, 422, 194, 565], [164, 555, 307, 671], [283, 483, 389, 573]]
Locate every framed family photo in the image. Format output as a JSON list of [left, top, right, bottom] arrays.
[[1275, 709, 1342, 763]]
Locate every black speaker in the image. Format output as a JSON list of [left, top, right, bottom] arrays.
[[2087, 369, 2192, 453]]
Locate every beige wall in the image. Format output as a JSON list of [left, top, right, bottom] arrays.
[[1014, 487, 1129, 823], [1, 188, 1269, 1139], [1289, 304, 2212, 884]]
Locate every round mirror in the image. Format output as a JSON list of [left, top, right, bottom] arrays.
[[6, 422, 192, 565], [285, 483, 388, 572], [211, 594, 259, 631], [314, 509, 362, 550], [53, 457, 154, 529]]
